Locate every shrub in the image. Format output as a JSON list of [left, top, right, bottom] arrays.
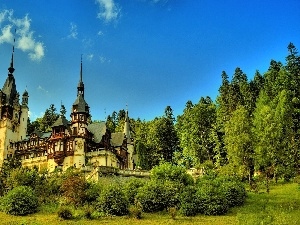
[[168, 207, 177, 220], [57, 206, 73, 220], [2, 186, 38, 215], [96, 184, 129, 216], [221, 180, 247, 207], [179, 185, 199, 216], [60, 174, 87, 206], [136, 180, 180, 213], [124, 178, 146, 204], [85, 182, 102, 204], [196, 180, 229, 215], [129, 204, 142, 219], [6, 167, 41, 191], [151, 162, 194, 186]]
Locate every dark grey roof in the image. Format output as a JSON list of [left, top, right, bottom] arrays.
[[111, 132, 124, 147], [2, 74, 17, 105], [87, 122, 106, 143], [52, 116, 69, 128], [73, 94, 89, 113]]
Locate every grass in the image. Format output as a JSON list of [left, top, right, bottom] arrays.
[[0, 182, 299, 225]]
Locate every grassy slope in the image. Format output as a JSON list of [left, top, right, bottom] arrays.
[[0, 182, 299, 225]]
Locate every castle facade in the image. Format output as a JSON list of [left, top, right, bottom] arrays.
[[0, 51, 135, 172]]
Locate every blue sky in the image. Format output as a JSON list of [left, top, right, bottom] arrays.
[[0, 0, 299, 121]]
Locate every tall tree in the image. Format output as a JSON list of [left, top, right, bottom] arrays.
[[224, 105, 253, 182]]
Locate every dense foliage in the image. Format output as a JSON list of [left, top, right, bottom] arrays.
[[1, 186, 39, 216]]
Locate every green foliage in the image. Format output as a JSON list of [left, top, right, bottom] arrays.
[[176, 97, 217, 166], [6, 167, 41, 191], [179, 185, 199, 216], [136, 180, 179, 213], [1, 186, 38, 216], [57, 206, 73, 220], [196, 180, 229, 215], [123, 178, 146, 204], [96, 183, 129, 216], [150, 162, 194, 186], [129, 204, 142, 219]]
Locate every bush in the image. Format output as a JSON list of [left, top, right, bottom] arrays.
[[85, 182, 102, 204], [221, 180, 246, 207], [129, 204, 142, 219], [124, 178, 146, 204], [60, 174, 87, 206], [179, 185, 199, 216], [196, 180, 229, 215], [136, 180, 180, 213], [151, 162, 194, 186], [57, 206, 73, 220], [96, 184, 129, 216], [2, 186, 39, 215]]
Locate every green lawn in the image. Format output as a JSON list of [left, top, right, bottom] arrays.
[[0, 182, 299, 225]]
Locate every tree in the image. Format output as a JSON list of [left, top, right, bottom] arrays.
[[252, 90, 294, 187], [176, 97, 217, 167], [224, 105, 253, 182], [40, 104, 59, 132]]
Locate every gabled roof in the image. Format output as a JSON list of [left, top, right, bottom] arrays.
[[87, 122, 106, 143], [52, 116, 69, 128], [111, 132, 125, 147]]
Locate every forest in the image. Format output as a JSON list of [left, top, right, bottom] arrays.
[[0, 43, 299, 224], [28, 43, 300, 184]]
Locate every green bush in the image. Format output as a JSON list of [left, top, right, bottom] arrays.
[[136, 180, 179, 213], [96, 184, 129, 216], [2, 186, 39, 215], [221, 180, 246, 207], [151, 162, 194, 186], [179, 185, 199, 216], [196, 180, 229, 215], [57, 206, 73, 220], [85, 182, 102, 204], [129, 204, 142, 219], [124, 178, 146, 204]]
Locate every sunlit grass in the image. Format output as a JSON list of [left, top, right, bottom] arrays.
[[0, 182, 299, 225]]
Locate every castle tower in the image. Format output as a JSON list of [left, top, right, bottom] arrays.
[[0, 43, 28, 167], [123, 109, 135, 169], [70, 57, 90, 168]]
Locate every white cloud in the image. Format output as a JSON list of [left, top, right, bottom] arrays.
[[0, 25, 14, 44], [97, 30, 104, 36], [68, 22, 78, 39], [86, 54, 94, 61], [0, 9, 45, 61], [37, 85, 48, 93], [95, 0, 120, 22], [99, 55, 111, 63]]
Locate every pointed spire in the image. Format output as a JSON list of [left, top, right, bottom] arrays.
[[123, 106, 131, 143], [8, 29, 16, 75], [77, 54, 84, 97]]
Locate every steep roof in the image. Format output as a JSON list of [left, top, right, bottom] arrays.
[[87, 122, 106, 143], [2, 74, 17, 105], [52, 116, 69, 128], [72, 94, 89, 113], [111, 132, 125, 147]]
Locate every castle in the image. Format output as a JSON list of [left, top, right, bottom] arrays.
[[0, 49, 135, 172]]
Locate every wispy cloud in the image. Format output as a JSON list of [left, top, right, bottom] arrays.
[[68, 22, 78, 39], [97, 30, 104, 36], [86, 54, 94, 61], [0, 9, 45, 61], [95, 0, 120, 22], [37, 85, 49, 94], [99, 55, 111, 63]]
